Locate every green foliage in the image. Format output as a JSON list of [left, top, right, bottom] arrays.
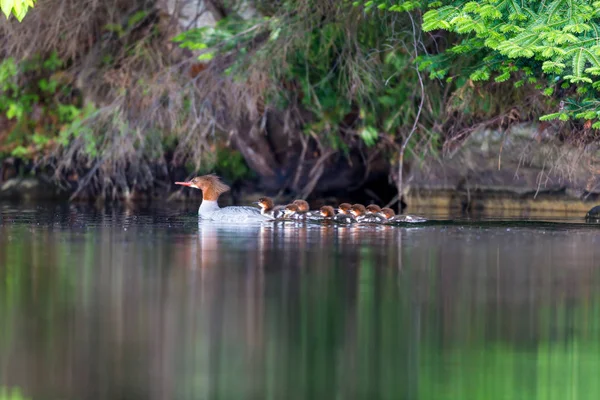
[[415, 0, 600, 125], [174, 5, 435, 149], [0, 53, 95, 160], [173, 16, 263, 62], [0, 387, 30, 400], [212, 147, 253, 182], [0, 0, 35, 22]]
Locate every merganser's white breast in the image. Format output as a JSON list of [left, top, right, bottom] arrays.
[[199, 200, 273, 222]]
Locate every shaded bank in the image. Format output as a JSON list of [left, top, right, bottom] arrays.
[[1, 1, 600, 206]]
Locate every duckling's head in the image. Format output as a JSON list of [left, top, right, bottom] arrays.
[[284, 204, 299, 217], [379, 207, 396, 220], [337, 203, 352, 215], [320, 205, 335, 218], [365, 204, 382, 214], [292, 199, 310, 213], [256, 197, 275, 211], [350, 204, 367, 217]]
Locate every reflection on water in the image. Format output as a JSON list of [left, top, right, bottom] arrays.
[[1, 203, 600, 400]]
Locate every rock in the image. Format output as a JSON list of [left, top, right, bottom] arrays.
[[0, 177, 69, 201], [404, 122, 600, 211]]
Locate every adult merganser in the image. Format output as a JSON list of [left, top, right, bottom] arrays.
[[175, 175, 272, 222], [337, 203, 352, 215], [377, 207, 427, 223], [350, 204, 385, 223], [256, 197, 286, 219]]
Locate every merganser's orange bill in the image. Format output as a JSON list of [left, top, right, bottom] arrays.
[[175, 181, 192, 187]]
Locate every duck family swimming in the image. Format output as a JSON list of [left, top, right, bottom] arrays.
[[176, 174, 426, 224]]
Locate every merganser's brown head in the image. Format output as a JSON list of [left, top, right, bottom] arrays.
[[175, 174, 230, 201], [365, 204, 382, 214], [378, 207, 396, 220], [320, 205, 335, 219], [337, 203, 352, 215], [292, 199, 310, 213], [350, 204, 366, 217], [256, 197, 275, 212], [284, 204, 299, 217]]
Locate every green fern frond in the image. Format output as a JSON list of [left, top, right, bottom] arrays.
[[539, 113, 563, 121]]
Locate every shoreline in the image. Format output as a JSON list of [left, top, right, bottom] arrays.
[[1, 176, 598, 217]]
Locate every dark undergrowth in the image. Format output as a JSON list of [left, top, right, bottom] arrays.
[[1, 0, 599, 202]]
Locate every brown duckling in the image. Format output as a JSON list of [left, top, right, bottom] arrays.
[[351, 204, 385, 223], [283, 204, 300, 219], [319, 205, 336, 220], [256, 197, 286, 219], [365, 204, 382, 215], [337, 203, 353, 215], [293, 199, 319, 219]]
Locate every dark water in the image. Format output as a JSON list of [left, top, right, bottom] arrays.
[[1, 203, 600, 400]]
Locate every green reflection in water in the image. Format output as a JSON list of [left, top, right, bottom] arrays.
[[0, 387, 30, 400], [1, 217, 600, 400]]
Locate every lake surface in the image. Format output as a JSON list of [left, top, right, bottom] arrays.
[[1, 203, 599, 400]]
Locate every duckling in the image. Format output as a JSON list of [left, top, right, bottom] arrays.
[[292, 199, 319, 220], [283, 204, 300, 219], [378, 208, 396, 220], [377, 207, 427, 224], [292, 199, 310, 214], [365, 204, 382, 215], [256, 197, 286, 219], [319, 205, 336, 221], [350, 204, 385, 223], [326, 204, 354, 224], [337, 203, 353, 215]]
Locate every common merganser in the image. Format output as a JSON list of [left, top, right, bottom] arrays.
[[337, 203, 352, 215], [292, 200, 310, 214], [377, 207, 427, 223], [350, 204, 385, 223], [378, 208, 396, 220], [256, 197, 286, 219], [319, 206, 336, 220], [283, 204, 299, 219], [291, 199, 316, 220], [319, 205, 355, 224], [175, 175, 272, 222], [365, 204, 382, 215]]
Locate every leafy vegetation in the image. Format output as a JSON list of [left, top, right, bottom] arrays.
[[417, 0, 600, 128], [1, 0, 600, 198], [0, 0, 35, 22], [0, 53, 95, 160]]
